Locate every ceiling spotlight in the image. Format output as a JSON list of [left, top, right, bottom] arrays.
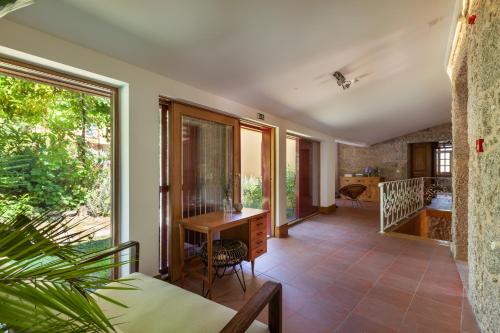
[[333, 71, 351, 90]]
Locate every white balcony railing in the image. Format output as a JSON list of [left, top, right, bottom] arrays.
[[379, 178, 424, 232], [378, 177, 453, 232]]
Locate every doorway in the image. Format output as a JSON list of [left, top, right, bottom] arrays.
[[286, 135, 320, 222], [240, 123, 274, 236]]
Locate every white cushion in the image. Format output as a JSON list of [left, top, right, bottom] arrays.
[[96, 273, 269, 333]]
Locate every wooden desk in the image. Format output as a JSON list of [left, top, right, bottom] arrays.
[[179, 208, 268, 299]]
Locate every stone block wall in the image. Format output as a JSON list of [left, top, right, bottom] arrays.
[[450, 0, 500, 331], [451, 35, 470, 261], [337, 123, 452, 185]]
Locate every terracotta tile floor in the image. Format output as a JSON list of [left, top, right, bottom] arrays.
[[177, 201, 480, 333]]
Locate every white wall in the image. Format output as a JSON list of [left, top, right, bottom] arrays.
[[0, 19, 337, 276]]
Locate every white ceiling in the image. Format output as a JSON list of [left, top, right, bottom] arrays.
[[8, 0, 455, 144]]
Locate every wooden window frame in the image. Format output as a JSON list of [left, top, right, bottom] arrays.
[[159, 99, 170, 275], [435, 142, 453, 177], [0, 56, 121, 276]]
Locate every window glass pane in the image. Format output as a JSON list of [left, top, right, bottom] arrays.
[[436, 142, 453, 175], [181, 116, 233, 218], [0, 73, 113, 278]]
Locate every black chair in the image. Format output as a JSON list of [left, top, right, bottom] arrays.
[[199, 239, 248, 296], [339, 184, 367, 207]]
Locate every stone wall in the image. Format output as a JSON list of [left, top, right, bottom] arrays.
[[337, 123, 452, 184], [450, 1, 500, 332], [450, 21, 470, 261]]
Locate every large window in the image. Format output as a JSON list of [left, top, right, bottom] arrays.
[[0, 59, 117, 277], [435, 142, 452, 176]]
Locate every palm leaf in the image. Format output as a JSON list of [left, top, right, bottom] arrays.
[[0, 211, 136, 332]]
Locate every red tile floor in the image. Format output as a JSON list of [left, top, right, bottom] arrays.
[[177, 201, 481, 333]]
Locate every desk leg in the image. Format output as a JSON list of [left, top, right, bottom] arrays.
[[179, 224, 185, 286], [251, 260, 255, 275], [207, 232, 213, 299]]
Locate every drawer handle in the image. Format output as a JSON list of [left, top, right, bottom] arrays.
[[257, 249, 263, 254], [256, 232, 263, 236], [256, 222, 264, 227], [256, 240, 263, 245]]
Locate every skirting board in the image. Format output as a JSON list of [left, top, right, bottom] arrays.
[[274, 224, 288, 238], [319, 204, 337, 214]]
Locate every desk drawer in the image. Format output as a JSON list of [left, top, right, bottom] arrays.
[[251, 228, 266, 240], [250, 216, 266, 232], [251, 235, 266, 249], [251, 243, 267, 259]]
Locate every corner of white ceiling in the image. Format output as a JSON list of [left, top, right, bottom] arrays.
[[334, 138, 370, 148], [445, 0, 466, 75]]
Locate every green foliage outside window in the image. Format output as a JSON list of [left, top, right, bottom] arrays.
[[0, 74, 111, 218], [241, 175, 262, 209], [286, 165, 296, 219]]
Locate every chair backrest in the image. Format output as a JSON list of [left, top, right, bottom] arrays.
[[339, 184, 367, 200]]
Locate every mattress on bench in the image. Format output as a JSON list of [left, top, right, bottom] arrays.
[[96, 272, 269, 333]]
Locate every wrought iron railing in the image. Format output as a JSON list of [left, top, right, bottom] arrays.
[[379, 177, 452, 232], [379, 178, 424, 232]]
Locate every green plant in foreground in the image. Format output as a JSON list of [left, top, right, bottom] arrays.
[[0, 211, 134, 332]]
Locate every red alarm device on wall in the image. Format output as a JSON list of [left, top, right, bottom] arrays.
[[468, 14, 477, 25], [476, 138, 484, 152]]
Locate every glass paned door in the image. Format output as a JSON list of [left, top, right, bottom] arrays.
[[181, 116, 234, 218], [159, 101, 169, 274], [168, 102, 240, 280]]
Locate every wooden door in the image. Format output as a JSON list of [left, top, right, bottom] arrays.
[[297, 139, 314, 218], [159, 102, 169, 274], [169, 101, 240, 281], [410, 143, 435, 178]]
